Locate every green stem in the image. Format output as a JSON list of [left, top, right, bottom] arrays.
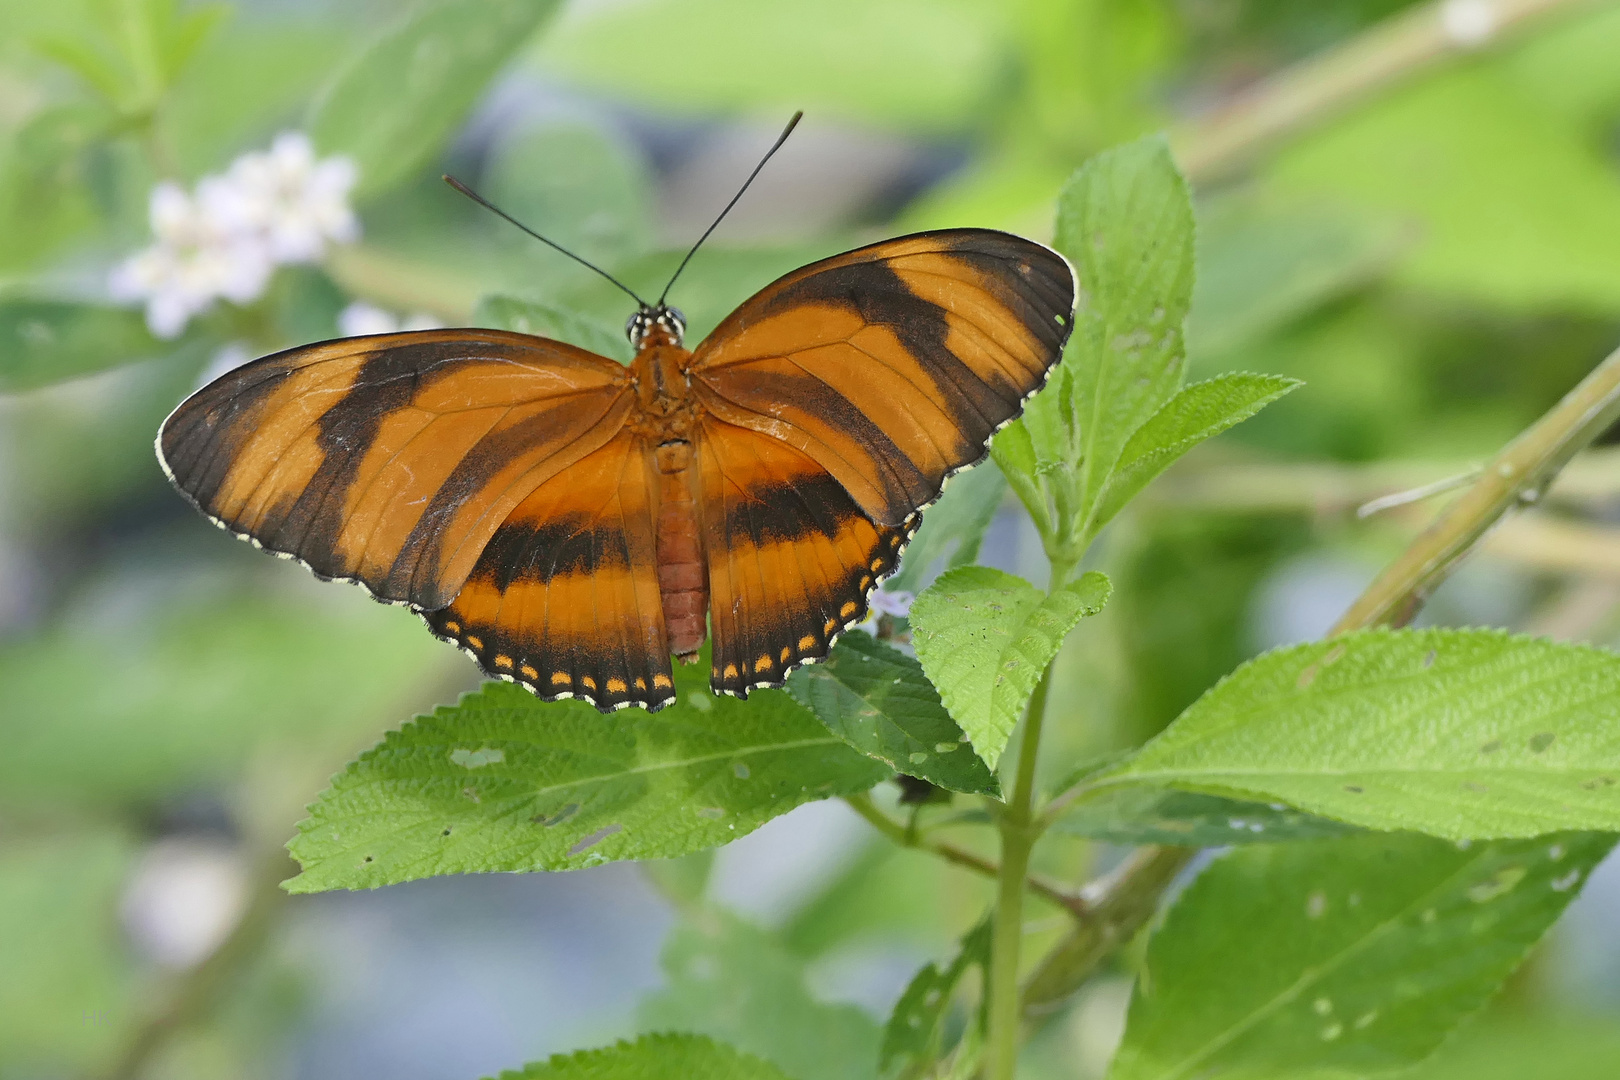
[[1333, 343, 1620, 632], [842, 792, 1088, 918], [987, 662, 1056, 1080]]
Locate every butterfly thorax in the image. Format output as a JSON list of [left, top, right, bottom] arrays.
[[628, 342, 709, 663]]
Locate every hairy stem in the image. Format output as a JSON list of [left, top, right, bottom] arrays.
[[1021, 845, 1197, 1019], [1334, 343, 1620, 632], [987, 662, 1056, 1080]]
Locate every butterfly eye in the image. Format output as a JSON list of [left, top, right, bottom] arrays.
[[625, 311, 649, 345], [665, 307, 686, 335]]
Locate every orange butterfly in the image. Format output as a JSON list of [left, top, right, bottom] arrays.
[[157, 118, 1075, 712]]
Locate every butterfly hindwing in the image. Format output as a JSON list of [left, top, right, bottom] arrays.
[[698, 417, 916, 697], [158, 329, 632, 609], [423, 428, 675, 711], [689, 229, 1073, 526]]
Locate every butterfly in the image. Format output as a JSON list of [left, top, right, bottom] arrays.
[[156, 118, 1075, 713]]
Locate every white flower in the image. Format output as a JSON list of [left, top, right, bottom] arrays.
[[108, 131, 361, 339], [869, 588, 915, 618], [109, 181, 273, 338], [228, 132, 359, 264], [338, 301, 443, 338]]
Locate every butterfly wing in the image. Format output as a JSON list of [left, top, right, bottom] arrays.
[[422, 428, 674, 711], [698, 416, 916, 697], [688, 229, 1074, 526], [158, 329, 632, 610]]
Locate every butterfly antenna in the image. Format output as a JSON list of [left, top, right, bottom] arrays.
[[442, 174, 651, 309], [657, 110, 803, 306]]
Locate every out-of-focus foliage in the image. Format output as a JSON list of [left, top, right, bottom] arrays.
[[7, 0, 1620, 1077]]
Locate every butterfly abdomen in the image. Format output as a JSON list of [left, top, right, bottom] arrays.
[[652, 439, 707, 662]]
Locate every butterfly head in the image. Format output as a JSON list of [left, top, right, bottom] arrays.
[[627, 305, 686, 351]]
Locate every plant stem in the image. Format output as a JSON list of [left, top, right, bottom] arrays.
[[1333, 344, 1620, 632], [1021, 845, 1197, 1019], [1172, 0, 1597, 183], [842, 792, 1088, 919], [986, 662, 1056, 1080]]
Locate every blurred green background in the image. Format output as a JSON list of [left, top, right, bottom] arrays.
[[4, 0, 1620, 1077]]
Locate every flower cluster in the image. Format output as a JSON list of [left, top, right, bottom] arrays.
[[111, 132, 359, 338]]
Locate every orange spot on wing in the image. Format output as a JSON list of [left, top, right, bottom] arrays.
[[798, 635, 816, 651], [653, 673, 672, 688], [551, 672, 571, 686], [606, 677, 627, 694]]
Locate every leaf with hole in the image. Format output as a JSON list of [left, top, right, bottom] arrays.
[[1099, 628, 1620, 839], [1025, 135, 1195, 504], [1108, 831, 1615, 1080], [882, 918, 991, 1077], [286, 647, 889, 890], [910, 568, 1111, 770], [788, 631, 998, 796], [1053, 787, 1357, 847], [491, 1033, 791, 1080]]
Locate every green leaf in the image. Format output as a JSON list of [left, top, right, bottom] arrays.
[[1100, 629, 1620, 840], [639, 909, 881, 1080], [1052, 787, 1357, 846], [910, 568, 1111, 770], [310, 0, 564, 197], [0, 299, 177, 391], [887, 459, 1007, 595], [0, 591, 447, 808], [472, 295, 632, 363], [1403, 1015, 1620, 1080], [881, 919, 991, 1076], [1107, 831, 1615, 1080], [1039, 135, 1195, 512], [1086, 373, 1301, 532], [286, 649, 890, 891], [788, 631, 998, 796], [491, 1033, 791, 1080]]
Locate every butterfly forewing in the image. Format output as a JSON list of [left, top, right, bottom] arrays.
[[422, 428, 674, 711], [699, 417, 915, 697], [689, 229, 1073, 526], [158, 330, 632, 609], [156, 227, 1075, 713]]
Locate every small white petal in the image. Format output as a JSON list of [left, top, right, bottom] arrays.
[[149, 182, 196, 243], [400, 312, 445, 331], [146, 292, 197, 339], [339, 301, 401, 337], [870, 589, 915, 618]]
